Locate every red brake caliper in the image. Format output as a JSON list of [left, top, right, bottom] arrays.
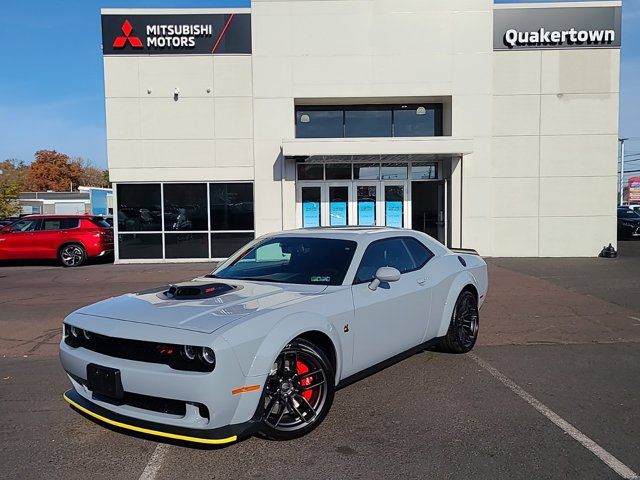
[[296, 360, 313, 401]]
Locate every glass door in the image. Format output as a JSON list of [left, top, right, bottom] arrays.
[[298, 185, 322, 228], [355, 184, 378, 226], [411, 180, 445, 243], [382, 183, 406, 228], [328, 183, 350, 227]]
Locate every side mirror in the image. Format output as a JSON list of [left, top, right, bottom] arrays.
[[1, 226, 11, 234], [368, 266, 401, 291]]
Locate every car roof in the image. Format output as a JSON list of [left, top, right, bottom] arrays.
[[261, 227, 449, 255], [22, 214, 93, 219]]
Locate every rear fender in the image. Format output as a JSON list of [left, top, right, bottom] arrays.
[[436, 270, 480, 338]]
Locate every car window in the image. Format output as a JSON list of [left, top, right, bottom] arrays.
[[42, 219, 63, 231], [619, 210, 640, 218], [11, 219, 40, 232], [90, 217, 111, 228], [354, 238, 416, 284], [62, 218, 80, 229], [403, 237, 434, 268], [212, 237, 357, 286]]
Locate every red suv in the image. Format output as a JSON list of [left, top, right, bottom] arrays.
[[0, 215, 113, 267]]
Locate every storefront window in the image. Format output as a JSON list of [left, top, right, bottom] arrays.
[[163, 183, 208, 231], [297, 163, 324, 181], [325, 163, 351, 180], [412, 163, 438, 180], [294, 104, 442, 139], [115, 182, 255, 261], [345, 108, 392, 138], [296, 110, 343, 138], [165, 233, 209, 258], [393, 106, 439, 137], [354, 163, 380, 180], [211, 232, 255, 258], [116, 184, 162, 232], [210, 183, 254, 231], [381, 163, 408, 180], [118, 234, 163, 259]]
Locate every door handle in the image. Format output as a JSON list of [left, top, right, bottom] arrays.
[[417, 277, 428, 286]]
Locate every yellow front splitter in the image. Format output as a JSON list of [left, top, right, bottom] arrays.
[[63, 390, 237, 445]]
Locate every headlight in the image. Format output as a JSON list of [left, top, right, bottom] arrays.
[[200, 347, 216, 366], [83, 329, 92, 341], [183, 345, 196, 361], [70, 326, 80, 338]]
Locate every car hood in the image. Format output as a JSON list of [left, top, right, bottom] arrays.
[[74, 279, 327, 334]]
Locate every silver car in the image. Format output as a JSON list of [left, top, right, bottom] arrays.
[[60, 228, 488, 443]]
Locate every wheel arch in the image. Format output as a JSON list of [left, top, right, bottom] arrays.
[[242, 312, 343, 384], [57, 240, 86, 255], [436, 271, 480, 338]]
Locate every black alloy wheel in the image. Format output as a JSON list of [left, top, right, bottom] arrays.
[[59, 243, 87, 267], [258, 338, 335, 440], [438, 290, 479, 354]]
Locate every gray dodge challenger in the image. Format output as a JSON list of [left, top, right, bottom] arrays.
[[60, 228, 488, 444]]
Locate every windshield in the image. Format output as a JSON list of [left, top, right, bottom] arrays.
[[210, 236, 358, 286]]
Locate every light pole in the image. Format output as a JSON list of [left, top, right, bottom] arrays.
[[619, 138, 628, 206]]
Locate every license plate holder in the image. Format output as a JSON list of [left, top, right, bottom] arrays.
[[86, 364, 124, 401]]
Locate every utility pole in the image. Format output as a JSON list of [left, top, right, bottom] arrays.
[[619, 138, 628, 206]]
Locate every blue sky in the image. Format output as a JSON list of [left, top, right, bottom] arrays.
[[0, 0, 638, 174]]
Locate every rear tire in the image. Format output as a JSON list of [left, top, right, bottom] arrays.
[[438, 290, 479, 354], [59, 243, 86, 267], [258, 338, 335, 441]]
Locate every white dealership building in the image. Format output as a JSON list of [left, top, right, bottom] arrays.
[[101, 0, 622, 261]]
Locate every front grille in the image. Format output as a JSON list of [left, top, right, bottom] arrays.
[[64, 326, 214, 372]]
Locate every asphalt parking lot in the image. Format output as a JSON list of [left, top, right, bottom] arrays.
[[1, 242, 639, 480]]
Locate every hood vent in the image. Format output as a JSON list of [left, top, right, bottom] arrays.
[[161, 282, 237, 300]]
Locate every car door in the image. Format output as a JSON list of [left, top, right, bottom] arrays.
[[0, 219, 41, 259], [37, 218, 68, 258], [350, 237, 433, 372]]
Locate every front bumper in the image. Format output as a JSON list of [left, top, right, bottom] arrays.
[[63, 388, 259, 445]]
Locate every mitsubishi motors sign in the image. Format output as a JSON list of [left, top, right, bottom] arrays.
[[101, 13, 251, 55]]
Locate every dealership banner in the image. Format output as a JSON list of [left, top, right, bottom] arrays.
[[629, 177, 640, 204], [101, 13, 251, 55], [494, 7, 621, 51]]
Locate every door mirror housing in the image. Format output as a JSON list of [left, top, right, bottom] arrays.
[[368, 266, 401, 291], [1, 226, 11, 234]]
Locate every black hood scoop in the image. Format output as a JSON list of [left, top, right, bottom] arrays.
[[157, 282, 238, 300]]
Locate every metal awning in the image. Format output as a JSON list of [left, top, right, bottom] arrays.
[[282, 137, 473, 159]]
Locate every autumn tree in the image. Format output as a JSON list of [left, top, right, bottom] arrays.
[[0, 159, 28, 217], [73, 157, 111, 188], [26, 150, 84, 192]]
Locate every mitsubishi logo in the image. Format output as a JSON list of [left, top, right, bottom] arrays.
[[112, 20, 143, 48]]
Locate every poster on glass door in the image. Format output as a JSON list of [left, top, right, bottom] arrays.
[[330, 202, 347, 226], [358, 202, 375, 226], [385, 201, 403, 228], [302, 202, 320, 227]]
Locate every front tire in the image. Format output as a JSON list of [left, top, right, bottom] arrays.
[[438, 290, 479, 354], [59, 243, 87, 267], [258, 338, 335, 440]]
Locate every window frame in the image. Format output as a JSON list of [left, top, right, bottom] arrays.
[[114, 181, 255, 262], [295, 104, 443, 139], [352, 236, 434, 285]]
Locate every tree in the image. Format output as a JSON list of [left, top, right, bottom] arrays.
[[26, 150, 84, 192], [73, 157, 111, 188], [0, 159, 28, 217]]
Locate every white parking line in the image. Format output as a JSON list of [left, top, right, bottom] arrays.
[[469, 353, 639, 480], [139, 444, 169, 480]]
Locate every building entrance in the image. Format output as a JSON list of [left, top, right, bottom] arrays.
[[295, 160, 447, 245]]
